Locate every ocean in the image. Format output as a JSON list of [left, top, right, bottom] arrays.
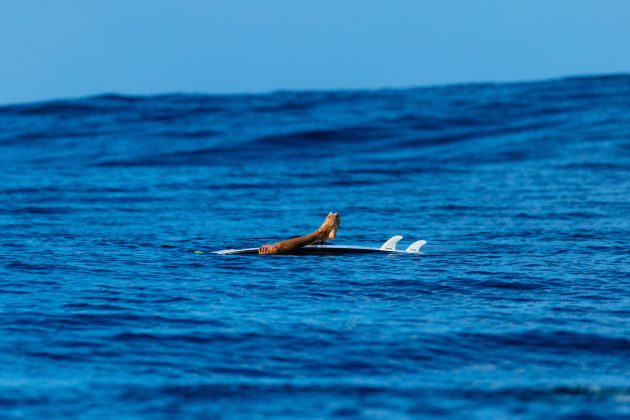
[[1, 74, 629, 418]]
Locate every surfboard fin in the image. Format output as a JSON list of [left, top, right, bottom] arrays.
[[380, 235, 403, 251], [405, 240, 427, 253]]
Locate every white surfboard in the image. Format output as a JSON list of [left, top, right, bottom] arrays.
[[211, 236, 426, 255]]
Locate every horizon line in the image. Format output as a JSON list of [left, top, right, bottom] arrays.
[[2, 71, 629, 108]]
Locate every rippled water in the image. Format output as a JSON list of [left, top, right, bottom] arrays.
[[1, 74, 630, 418]]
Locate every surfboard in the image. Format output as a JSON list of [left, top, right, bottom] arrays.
[[211, 236, 426, 255]]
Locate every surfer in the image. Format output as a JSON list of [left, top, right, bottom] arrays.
[[259, 212, 340, 255]]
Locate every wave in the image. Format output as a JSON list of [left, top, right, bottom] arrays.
[[460, 330, 630, 354], [0, 74, 627, 150]]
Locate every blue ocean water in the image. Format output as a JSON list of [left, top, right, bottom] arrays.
[[1, 74, 630, 418]]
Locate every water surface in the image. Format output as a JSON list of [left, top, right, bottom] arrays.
[[1, 75, 630, 418]]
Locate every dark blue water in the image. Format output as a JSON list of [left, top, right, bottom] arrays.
[[1, 74, 630, 418]]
